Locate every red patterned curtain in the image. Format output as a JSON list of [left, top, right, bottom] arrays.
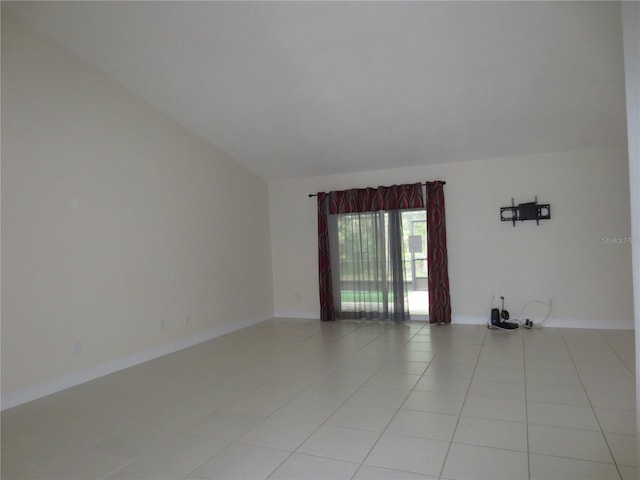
[[317, 184, 423, 322], [426, 181, 451, 324], [328, 184, 424, 214], [317, 192, 335, 322]]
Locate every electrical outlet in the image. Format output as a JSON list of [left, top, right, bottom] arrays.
[[73, 341, 82, 354], [183, 315, 189, 326], [161, 319, 167, 331]]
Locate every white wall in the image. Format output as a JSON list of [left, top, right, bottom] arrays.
[[270, 147, 633, 328], [621, 0, 640, 466], [1, 12, 274, 402]]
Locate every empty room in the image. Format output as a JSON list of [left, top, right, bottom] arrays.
[[2, 2, 639, 480]]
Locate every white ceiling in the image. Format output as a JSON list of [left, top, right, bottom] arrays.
[[6, 1, 627, 180]]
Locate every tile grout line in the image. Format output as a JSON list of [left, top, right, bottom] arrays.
[[195, 321, 434, 480], [437, 324, 486, 479], [178, 321, 364, 480], [523, 331, 531, 480], [262, 320, 375, 480], [562, 331, 625, 480], [600, 331, 636, 377], [260, 320, 421, 480], [352, 322, 434, 478], [6, 321, 633, 480]]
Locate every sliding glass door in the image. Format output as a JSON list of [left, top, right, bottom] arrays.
[[403, 210, 428, 318], [330, 209, 427, 320]]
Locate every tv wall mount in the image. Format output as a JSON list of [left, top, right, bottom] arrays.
[[500, 197, 550, 226]]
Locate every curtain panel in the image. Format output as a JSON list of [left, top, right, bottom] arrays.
[[426, 181, 452, 324], [330, 209, 408, 321], [317, 192, 335, 322]]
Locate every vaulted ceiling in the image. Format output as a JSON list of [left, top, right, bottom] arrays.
[[6, 1, 627, 179]]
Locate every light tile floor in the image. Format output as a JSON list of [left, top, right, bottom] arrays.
[[1, 319, 637, 480]]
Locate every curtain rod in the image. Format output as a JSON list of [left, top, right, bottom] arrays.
[[307, 181, 446, 198]]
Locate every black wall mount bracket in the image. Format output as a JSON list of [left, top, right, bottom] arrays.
[[500, 197, 550, 226]]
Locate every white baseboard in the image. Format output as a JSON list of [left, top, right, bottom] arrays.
[[542, 317, 634, 330], [276, 312, 634, 330], [1, 314, 272, 411], [452, 315, 487, 325], [273, 311, 320, 320], [451, 315, 633, 330]]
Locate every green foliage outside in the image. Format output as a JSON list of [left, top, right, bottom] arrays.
[[336, 209, 427, 282], [339, 290, 402, 303]]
